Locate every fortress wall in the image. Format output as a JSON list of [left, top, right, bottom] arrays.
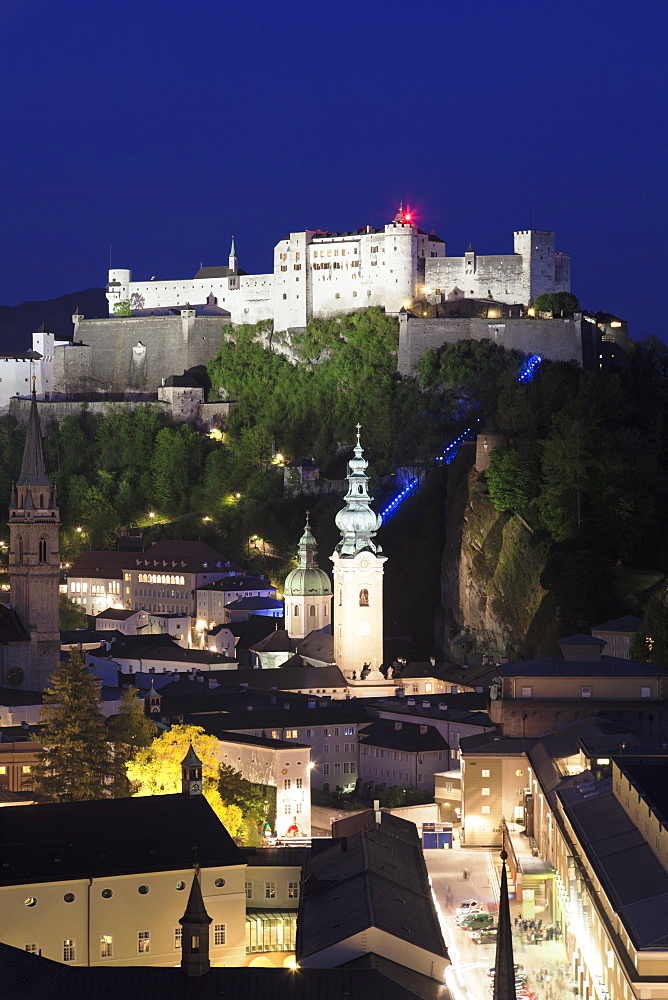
[[398, 314, 585, 375], [9, 396, 170, 432], [57, 315, 229, 394], [425, 255, 525, 303]]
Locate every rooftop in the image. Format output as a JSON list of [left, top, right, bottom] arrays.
[[0, 794, 244, 886], [497, 654, 663, 678]]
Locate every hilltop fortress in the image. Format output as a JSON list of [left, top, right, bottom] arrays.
[[106, 210, 571, 331], [4, 211, 626, 411]]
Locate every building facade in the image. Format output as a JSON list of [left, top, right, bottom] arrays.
[[106, 213, 570, 332]]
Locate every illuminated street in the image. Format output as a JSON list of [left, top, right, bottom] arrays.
[[426, 845, 575, 1000]]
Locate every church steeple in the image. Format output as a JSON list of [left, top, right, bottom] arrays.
[[493, 847, 517, 1000], [331, 425, 387, 679], [181, 744, 203, 796], [179, 870, 212, 977], [334, 424, 383, 558], [7, 386, 61, 690], [228, 235, 237, 273]]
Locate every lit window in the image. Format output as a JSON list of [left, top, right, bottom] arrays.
[[174, 927, 182, 949], [138, 931, 150, 954], [265, 882, 276, 899], [286, 729, 298, 739], [63, 939, 76, 962], [481, 787, 491, 796], [288, 881, 299, 898], [100, 935, 113, 959], [482, 805, 491, 814], [214, 923, 226, 945], [245, 882, 253, 899]]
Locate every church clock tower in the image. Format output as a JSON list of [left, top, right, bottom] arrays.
[[331, 425, 386, 679], [7, 388, 61, 690], [284, 515, 332, 640]]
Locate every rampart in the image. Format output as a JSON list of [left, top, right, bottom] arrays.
[[398, 313, 590, 375], [53, 313, 230, 395]]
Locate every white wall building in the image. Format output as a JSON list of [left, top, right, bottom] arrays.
[[0, 328, 68, 415], [106, 212, 570, 332]]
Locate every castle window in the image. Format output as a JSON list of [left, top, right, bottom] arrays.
[[38, 537, 47, 563], [18, 536, 23, 563], [359, 589, 369, 607], [309, 605, 316, 617], [39, 495, 44, 508]]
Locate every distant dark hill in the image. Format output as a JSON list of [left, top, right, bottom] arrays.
[[0, 288, 108, 352]]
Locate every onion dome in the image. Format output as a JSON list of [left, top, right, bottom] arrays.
[[334, 424, 383, 558]]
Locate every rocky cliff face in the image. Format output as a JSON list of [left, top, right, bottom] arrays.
[[441, 445, 555, 659]]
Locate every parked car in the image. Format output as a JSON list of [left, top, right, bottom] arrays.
[[455, 899, 484, 923], [472, 926, 498, 944], [461, 912, 495, 931]]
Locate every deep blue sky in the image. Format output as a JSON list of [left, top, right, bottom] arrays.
[[1, 0, 666, 340]]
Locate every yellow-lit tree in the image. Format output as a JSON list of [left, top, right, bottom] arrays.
[[126, 724, 243, 837]]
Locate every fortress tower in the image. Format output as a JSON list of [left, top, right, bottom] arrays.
[[284, 516, 332, 640], [7, 388, 61, 690], [331, 426, 386, 679]]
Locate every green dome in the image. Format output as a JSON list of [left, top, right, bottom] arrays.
[[284, 564, 332, 597], [284, 518, 332, 597]]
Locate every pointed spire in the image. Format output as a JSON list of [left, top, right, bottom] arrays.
[[493, 847, 517, 1000], [181, 744, 203, 795], [334, 424, 382, 557], [179, 871, 212, 977], [16, 387, 52, 492], [229, 235, 238, 272]]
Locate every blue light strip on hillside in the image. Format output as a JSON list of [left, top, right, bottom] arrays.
[[379, 354, 542, 522]]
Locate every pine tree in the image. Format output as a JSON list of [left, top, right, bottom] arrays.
[[108, 687, 157, 797], [34, 650, 112, 802]]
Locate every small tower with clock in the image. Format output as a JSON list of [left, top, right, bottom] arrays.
[[331, 425, 387, 679], [181, 745, 203, 796]]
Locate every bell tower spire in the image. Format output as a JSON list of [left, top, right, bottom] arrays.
[[7, 386, 61, 690], [284, 513, 332, 639], [228, 235, 237, 273], [331, 425, 386, 679]]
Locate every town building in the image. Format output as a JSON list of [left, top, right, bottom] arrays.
[[358, 720, 450, 795], [0, 326, 68, 415], [196, 576, 277, 634], [297, 810, 449, 981], [459, 723, 668, 1000], [590, 615, 643, 658], [489, 634, 666, 737]]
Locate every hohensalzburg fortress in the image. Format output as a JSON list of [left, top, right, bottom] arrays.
[[106, 209, 571, 331]]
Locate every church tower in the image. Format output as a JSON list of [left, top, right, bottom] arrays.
[[331, 425, 386, 678], [7, 388, 61, 690], [284, 515, 332, 640], [228, 235, 238, 273]]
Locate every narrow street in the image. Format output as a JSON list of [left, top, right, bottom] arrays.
[[425, 845, 575, 1000]]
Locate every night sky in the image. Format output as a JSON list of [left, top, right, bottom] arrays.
[[1, 0, 666, 340]]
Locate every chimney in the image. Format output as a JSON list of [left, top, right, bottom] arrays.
[[394, 721, 402, 730], [420, 725, 428, 735]]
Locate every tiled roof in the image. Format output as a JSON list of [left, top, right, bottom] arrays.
[[224, 596, 284, 611], [592, 615, 643, 633], [198, 576, 275, 594], [131, 540, 244, 574], [0, 941, 439, 999], [67, 550, 133, 579], [0, 794, 244, 885], [358, 720, 449, 752], [252, 629, 292, 653], [497, 655, 663, 677]]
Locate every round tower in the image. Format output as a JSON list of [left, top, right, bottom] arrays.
[[284, 516, 332, 639]]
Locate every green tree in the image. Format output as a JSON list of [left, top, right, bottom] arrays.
[[533, 292, 580, 316], [59, 593, 88, 630], [108, 687, 158, 797], [486, 446, 539, 512], [629, 589, 668, 670], [113, 301, 133, 316], [34, 651, 111, 802], [126, 724, 243, 837]]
